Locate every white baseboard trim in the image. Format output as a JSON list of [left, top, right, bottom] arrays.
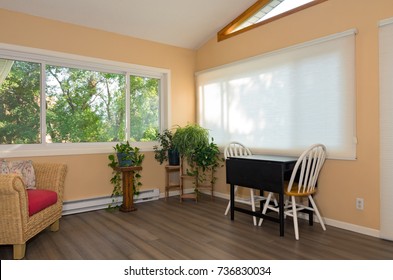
[[63, 189, 381, 239], [213, 191, 381, 238], [62, 188, 159, 215], [323, 218, 380, 238], [160, 187, 198, 199]]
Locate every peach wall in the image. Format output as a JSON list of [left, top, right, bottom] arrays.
[[196, 0, 393, 230], [9, 153, 164, 202], [0, 8, 196, 201]]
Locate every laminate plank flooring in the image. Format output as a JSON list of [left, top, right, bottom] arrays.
[[1, 195, 393, 260]]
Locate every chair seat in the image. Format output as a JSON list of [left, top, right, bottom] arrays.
[[27, 189, 58, 216], [284, 183, 316, 197]]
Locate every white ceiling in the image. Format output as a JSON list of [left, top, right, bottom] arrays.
[[0, 0, 257, 50]]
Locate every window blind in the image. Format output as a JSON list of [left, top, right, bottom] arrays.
[[196, 30, 357, 159], [379, 18, 393, 241]]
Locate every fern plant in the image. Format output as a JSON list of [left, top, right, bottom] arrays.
[[172, 124, 223, 190]]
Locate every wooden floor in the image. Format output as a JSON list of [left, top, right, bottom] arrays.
[[1, 195, 393, 260]]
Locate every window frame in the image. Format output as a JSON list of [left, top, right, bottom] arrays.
[[0, 43, 171, 158], [379, 17, 393, 239]]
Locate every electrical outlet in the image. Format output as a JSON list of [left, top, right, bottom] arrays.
[[356, 198, 364, 210]]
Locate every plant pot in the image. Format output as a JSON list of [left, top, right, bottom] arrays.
[[168, 149, 180, 166], [117, 152, 134, 167]]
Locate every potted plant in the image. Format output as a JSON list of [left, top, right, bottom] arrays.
[[153, 129, 180, 166], [192, 138, 224, 187], [112, 141, 136, 167], [193, 139, 222, 172], [172, 123, 209, 165], [172, 123, 223, 191], [108, 141, 144, 209]]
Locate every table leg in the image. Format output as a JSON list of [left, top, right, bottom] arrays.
[[279, 193, 284, 236], [230, 184, 235, 220]]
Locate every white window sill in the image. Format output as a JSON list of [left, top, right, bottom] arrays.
[[0, 142, 156, 158]]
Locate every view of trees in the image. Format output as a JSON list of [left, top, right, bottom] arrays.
[[0, 59, 159, 144], [0, 60, 41, 144], [129, 75, 160, 142]]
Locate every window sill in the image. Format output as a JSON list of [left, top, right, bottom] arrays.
[[0, 142, 156, 158]]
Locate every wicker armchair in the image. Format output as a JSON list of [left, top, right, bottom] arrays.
[[0, 162, 67, 259]]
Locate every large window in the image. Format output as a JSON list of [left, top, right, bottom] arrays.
[[0, 44, 169, 156], [197, 30, 357, 159]]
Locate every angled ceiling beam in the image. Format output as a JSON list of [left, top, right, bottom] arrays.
[[217, 0, 328, 42]]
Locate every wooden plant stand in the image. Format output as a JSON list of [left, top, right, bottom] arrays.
[[114, 166, 142, 212]]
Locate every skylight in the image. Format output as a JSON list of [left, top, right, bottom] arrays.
[[261, 0, 314, 20], [218, 0, 326, 41], [235, 0, 314, 32]]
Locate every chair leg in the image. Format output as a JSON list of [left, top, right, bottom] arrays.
[[272, 194, 279, 207], [13, 243, 26, 259], [250, 189, 257, 226], [224, 200, 231, 216], [224, 185, 238, 216], [258, 192, 273, 226], [291, 196, 299, 240], [50, 219, 60, 232], [308, 195, 326, 231]]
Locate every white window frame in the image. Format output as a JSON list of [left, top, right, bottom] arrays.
[[379, 17, 393, 240], [0, 43, 171, 158]]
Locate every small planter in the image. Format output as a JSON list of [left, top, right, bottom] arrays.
[[168, 149, 180, 166], [117, 152, 134, 167]]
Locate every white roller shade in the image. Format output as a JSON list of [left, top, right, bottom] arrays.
[[196, 30, 357, 159]]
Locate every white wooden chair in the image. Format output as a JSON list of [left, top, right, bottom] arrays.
[[224, 142, 274, 226], [258, 144, 327, 240]]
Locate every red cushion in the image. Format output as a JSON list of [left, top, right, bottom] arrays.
[[27, 189, 58, 216]]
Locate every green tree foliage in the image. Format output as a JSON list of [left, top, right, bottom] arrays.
[[0, 61, 41, 144], [130, 76, 159, 141], [0, 59, 160, 144], [46, 66, 126, 142]]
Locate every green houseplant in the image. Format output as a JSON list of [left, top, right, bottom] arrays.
[[172, 123, 209, 165], [192, 138, 223, 187], [153, 128, 180, 166], [193, 140, 222, 171], [172, 123, 223, 191], [108, 141, 145, 209], [112, 141, 136, 167]]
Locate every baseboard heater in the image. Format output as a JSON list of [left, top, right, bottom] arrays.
[[62, 188, 160, 215]]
